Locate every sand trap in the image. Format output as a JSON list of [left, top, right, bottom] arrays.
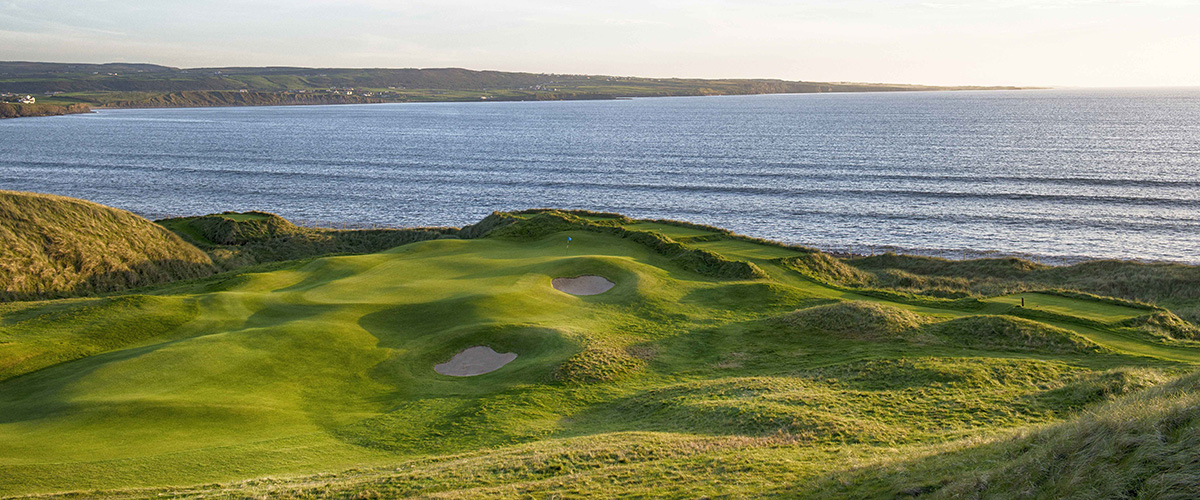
[[435, 346, 518, 377], [552, 275, 615, 295]]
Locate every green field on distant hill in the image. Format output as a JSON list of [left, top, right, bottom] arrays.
[[1, 201, 1199, 499]]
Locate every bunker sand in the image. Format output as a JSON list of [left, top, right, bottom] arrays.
[[552, 275, 615, 295], [434, 346, 518, 376]]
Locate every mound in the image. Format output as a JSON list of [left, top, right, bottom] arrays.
[[162, 211, 301, 246], [552, 275, 615, 295], [0, 190, 214, 301], [778, 301, 925, 339], [779, 252, 874, 287], [927, 315, 1105, 354], [555, 344, 651, 383], [158, 211, 452, 270], [434, 346, 517, 376], [1118, 311, 1200, 341]]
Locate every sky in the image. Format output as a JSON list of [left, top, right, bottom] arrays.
[[1, 0, 1197, 87]]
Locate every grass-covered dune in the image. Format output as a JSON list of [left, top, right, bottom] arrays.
[[0, 193, 457, 302], [0, 191, 213, 301], [2, 203, 1200, 498]]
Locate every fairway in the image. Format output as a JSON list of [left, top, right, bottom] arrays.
[[2, 209, 1199, 498]]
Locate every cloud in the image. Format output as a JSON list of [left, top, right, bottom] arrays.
[[0, 0, 1197, 86]]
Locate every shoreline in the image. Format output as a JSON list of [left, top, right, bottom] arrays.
[[32, 86, 1039, 115]]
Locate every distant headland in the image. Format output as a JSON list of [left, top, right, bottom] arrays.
[[0, 61, 1036, 117]]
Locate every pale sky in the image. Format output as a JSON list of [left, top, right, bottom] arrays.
[[1, 0, 1197, 87]]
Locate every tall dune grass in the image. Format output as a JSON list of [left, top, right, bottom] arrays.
[[0, 190, 215, 301]]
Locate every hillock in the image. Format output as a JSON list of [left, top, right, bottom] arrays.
[[777, 301, 926, 340], [158, 212, 456, 270], [0, 190, 214, 301]]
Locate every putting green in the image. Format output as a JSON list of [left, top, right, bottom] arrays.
[[984, 292, 1148, 323]]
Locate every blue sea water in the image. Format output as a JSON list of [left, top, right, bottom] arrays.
[[2, 88, 1198, 263]]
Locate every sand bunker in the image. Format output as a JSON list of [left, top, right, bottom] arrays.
[[552, 275, 615, 295], [434, 346, 518, 377]]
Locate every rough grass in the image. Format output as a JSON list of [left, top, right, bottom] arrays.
[[1118, 311, 1200, 341], [158, 211, 455, 270], [848, 253, 1200, 321], [0, 190, 214, 301], [554, 343, 653, 384], [925, 315, 1107, 354], [807, 368, 1200, 499], [777, 301, 927, 340], [170, 210, 300, 245]]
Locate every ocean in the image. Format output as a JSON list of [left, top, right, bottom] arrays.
[[2, 88, 1197, 263]]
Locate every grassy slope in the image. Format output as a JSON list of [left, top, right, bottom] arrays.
[[1, 210, 1199, 498], [0, 191, 215, 301]]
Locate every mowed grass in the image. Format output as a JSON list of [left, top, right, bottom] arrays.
[[985, 292, 1148, 322], [623, 221, 722, 239], [2, 210, 1200, 498], [0, 230, 712, 493]]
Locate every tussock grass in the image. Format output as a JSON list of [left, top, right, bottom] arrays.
[[0, 190, 214, 301], [778, 301, 927, 340], [1118, 311, 1200, 341], [808, 369, 1200, 499], [779, 252, 875, 287], [926, 315, 1107, 354], [554, 343, 653, 384]]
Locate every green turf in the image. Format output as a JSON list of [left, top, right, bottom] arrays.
[[214, 212, 271, 222], [685, 237, 809, 260], [984, 292, 1148, 323], [623, 221, 722, 239], [2, 210, 1199, 498]]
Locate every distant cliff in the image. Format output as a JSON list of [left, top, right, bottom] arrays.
[[0, 102, 92, 119]]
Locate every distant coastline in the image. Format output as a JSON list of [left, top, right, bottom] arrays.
[[0, 61, 1037, 113]]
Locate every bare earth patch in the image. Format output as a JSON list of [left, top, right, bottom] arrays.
[[552, 275, 615, 295], [434, 346, 518, 376]]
